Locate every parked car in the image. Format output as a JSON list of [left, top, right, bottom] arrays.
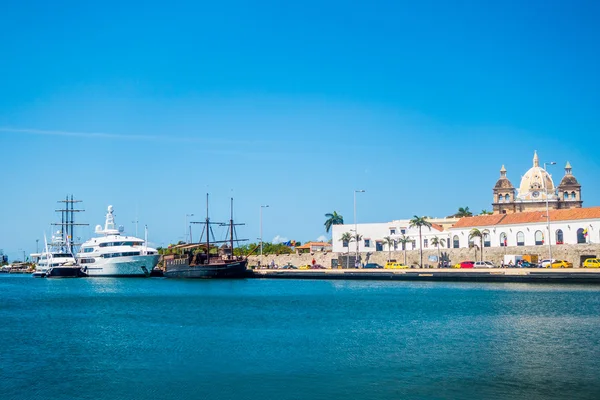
[[459, 261, 475, 268], [539, 259, 556, 268], [363, 263, 383, 269], [310, 264, 326, 269], [281, 264, 298, 269], [518, 261, 538, 268], [299, 265, 311, 270], [474, 261, 496, 268], [583, 258, 600, 268], [548, 260, 573, 268], [384, 261, 409, 269], [452, 263, 461, 269]]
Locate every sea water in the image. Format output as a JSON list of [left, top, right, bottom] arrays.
[[1, 275, 599, 400]]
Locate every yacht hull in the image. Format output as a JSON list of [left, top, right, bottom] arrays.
[[82, 255, 160, 277], [164, 259, 248, 279], [46, 266, 87, 278]]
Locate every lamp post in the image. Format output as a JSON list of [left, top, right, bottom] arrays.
[[543, 161, 556, 263], [260, 205, 269, 256], [132, 220, 139, 237], [354, 189, 365, 267], [185, 214, 194, 243]]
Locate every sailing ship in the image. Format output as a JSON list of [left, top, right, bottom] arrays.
[[33, 196, 87, 278], [163, 195, 249, 279]]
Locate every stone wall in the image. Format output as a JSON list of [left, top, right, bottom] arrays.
[[249, 243, 600, 268]]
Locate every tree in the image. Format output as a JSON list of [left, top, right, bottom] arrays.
[[430, 236, 442, 267], [480, 209, 493, 215], [382, 236, 396, 262], [340, 232, 353, 269], [409, 216, 432, 268], [455, 207, 473, 218], [324, 211, 344, 233], [353, 233, 363, 267], [397, 234, 412, 265], [469, 228, 484, 262]]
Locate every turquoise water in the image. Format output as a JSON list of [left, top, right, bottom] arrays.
[[1, 275, 599, 400]]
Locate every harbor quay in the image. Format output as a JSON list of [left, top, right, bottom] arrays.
[[251, 267, 600, 284], [248, 243, 600, 269]]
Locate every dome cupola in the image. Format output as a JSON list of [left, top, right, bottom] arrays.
[[517, 151, 556, 200]]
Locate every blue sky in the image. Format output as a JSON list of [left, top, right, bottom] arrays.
[[1, 0, 600, 260]]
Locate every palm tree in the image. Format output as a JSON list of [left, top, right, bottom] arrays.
[[340, 232, 353, 269], [324, 211, 344, 233], [455, 207, 473, 218], [382, 236, 396, 263], [469, 228, 484, 262], [431, 236, 442, 267], [480, 209, 493, 215], [409, 216, 432, 268], [397, 234, 412, 265], [353, 233, 363, 267]]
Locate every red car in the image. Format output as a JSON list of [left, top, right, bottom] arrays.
[[460, 261, 475, 268]]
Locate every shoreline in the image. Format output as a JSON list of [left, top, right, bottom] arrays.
[[250, 268, 600, 284]]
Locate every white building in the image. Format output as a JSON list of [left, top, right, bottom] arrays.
[[448, 207, 600, 249], [331, 218, 454, 254]]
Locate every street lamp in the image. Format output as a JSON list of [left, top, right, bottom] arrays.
[[543, 161, 556, 263], [185, 214, 194, 243], [260, 205, 269, 256], [132, 220, 139, 237], [354, 189, 365, 267]]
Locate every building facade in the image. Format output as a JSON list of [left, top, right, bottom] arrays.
[[448, 207, 600, 249], [492, 151, 582, 214]]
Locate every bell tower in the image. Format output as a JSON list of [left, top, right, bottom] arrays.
[[492, 165, 516, 214], [557, 161, 583, 209]]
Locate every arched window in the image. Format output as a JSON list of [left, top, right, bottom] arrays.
[[534, 230, 544, 245], [453, 235, 460, 248], [571, 191, 576, 199], [577, 228, 586, 244], [499, 232, 507, 247], [505, 194, 510, 201], [483, 232, 491, 247], [555, 229, 564, 244], [517, 231, 525, 246], [498, 195, 503, 203], [564, 192, 569, 200]]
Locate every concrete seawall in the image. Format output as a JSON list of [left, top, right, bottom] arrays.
[[250, 268, 600, 284], [249, 243, 600, 268]]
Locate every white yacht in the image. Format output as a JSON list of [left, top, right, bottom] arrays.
[[77, 205, 159, 277], [32, 231, 78, 277]]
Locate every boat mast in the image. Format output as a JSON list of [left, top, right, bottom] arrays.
[[230, 197, 234, 259], [206, 193, 210, 261]]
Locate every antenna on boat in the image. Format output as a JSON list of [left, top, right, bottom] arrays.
[[145, 225, 148, 252], [206, 193, 210, 261], [230, 197, 234, 260]]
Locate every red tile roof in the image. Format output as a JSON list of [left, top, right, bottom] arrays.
[[430, 223, 444, 232], [451, 207, 600, 229], [451, 214, 507, 228]]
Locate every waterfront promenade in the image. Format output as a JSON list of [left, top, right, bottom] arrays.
[[252, 268, 600, 283]]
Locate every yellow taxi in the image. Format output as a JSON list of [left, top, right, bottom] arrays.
[[384, 261, 409, 269], [548, 260, 573, 268], [583, 258, 600, 268], [298, 265, 311, 270]]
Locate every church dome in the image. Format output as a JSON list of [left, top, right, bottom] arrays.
[[517, 151, 555, 200], [559, 175, 579, 186], [557, 161, 581, 188], [495, 178, 514, 189]]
